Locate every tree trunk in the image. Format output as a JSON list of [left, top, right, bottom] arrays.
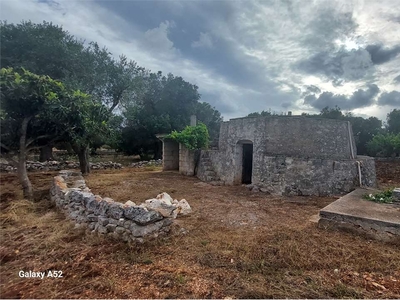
[[77, 146, 90, 175], [18, 117, 33, 200], [71, 142, 91, 175], [39, 144, 54, 162]]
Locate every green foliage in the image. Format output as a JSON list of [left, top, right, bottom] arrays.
[[363, 189, 394, 204], [387, 109, 400, 134], [0, 21, 144, 113], [167, 123, 210, 150], [195, 102, 223, 142], [117, 71, 215, 157], [0, 67, 113, 151], [366, 133, 400, 157], [0, 67, 66, 119], [247, 110, 272, 117]]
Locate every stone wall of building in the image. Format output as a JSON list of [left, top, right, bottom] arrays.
[[251, 156, 376, 196], [196, 116, 377, 196], [179, 145, 197, 176], [50, 170, 191, 242], [197, 152, 377, 196], [219, 116, 356, 159]]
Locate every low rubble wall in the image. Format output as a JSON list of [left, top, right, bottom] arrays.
[[1, 161, 122, 173], [50, 170, 191, 242]]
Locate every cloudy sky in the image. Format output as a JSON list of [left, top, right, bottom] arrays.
[[1, 0, 399, 121]]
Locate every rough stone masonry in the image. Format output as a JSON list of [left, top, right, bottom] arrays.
[[195, 116, 377, 196], [50, 170, 191, 242]]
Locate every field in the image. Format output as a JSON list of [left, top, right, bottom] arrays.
[[1, 160, 399, 298]]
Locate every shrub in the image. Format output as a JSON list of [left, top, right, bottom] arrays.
[[363, 189, 394, 204], [366, 133, 400, 157], [167, 123, 210, 150]]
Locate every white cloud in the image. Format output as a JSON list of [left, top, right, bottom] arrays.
[[143, 21, 177, 56]]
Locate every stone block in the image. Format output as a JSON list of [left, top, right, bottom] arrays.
[[123, 206, 163, 225], [115, 226, 126, 234], [98, 216, 109, 226], [129, 221, 165, 237], [106, 223, 117, 232], [107, 202, 124, 219], [97, 225, 108, 234]]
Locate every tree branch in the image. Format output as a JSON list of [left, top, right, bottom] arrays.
[[26, 134, 53, 147]]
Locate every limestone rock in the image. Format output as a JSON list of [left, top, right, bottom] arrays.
[[129, 219, 170, 237], [123, 206, 163, 225], [115, 226, 126, 234], [124, 200, 136, 207], [98, 217, 109, 226], [176, 199, 192, 215], [156, 192, 173, 205], [144, 198, 178, 218], [106, 224, 117, 232], [107, 202, 124, 219]]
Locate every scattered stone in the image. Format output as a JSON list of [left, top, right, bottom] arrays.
[[156, 192, 173, 205], [176, 199, 192, 215]]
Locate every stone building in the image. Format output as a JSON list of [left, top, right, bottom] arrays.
[[161, 115, 377, 196]]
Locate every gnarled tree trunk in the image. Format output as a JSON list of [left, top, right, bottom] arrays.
[[71, 142, 90, 175], [77, 146, 90, 175], [18, 117, 33, 200]]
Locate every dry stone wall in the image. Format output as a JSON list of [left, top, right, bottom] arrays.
[[1, 161, 122, 173], [50, 170, 191, 242]]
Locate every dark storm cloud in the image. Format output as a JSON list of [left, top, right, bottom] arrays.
[[302, 9, 357, 51], [365, 44, 400, 65], [378, 91, 400, 106], [295, 48, 373, 82], [304, 84, 380, 110], [94, 0, 273, 92]]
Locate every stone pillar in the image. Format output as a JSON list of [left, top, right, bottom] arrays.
[[190, 115, 197, 127], [179, 144, 196, 176]]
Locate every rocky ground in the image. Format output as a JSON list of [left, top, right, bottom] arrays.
[[0, 161, 399, 298]]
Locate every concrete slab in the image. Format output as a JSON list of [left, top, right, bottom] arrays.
[[319, 188, 400, 243]]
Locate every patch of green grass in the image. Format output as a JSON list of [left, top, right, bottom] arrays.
[[363, 189, 394, 204]]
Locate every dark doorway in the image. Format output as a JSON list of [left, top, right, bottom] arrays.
[[242, 143, 253, 184]]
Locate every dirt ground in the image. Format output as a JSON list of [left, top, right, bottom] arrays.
[[1, 161, 399, 298]]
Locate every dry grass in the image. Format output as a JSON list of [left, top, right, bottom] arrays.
[[0, 161, 400, 298]]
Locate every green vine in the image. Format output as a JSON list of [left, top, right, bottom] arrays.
[[167, 123, 210, 150], [363, 189, 394, 204]]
